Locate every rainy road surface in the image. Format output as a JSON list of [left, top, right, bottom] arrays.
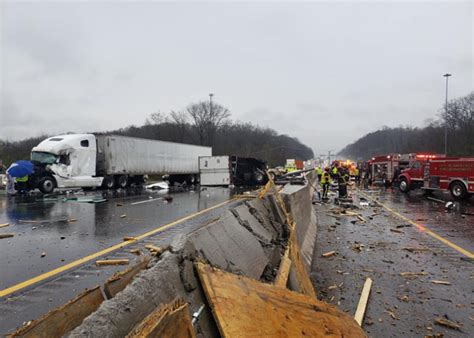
[[0, 186, 240, 333], [312, 186, 474, 337]]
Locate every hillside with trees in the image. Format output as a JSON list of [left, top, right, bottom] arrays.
[[339, 92, 474, 160], [0, 100, 313, 167]]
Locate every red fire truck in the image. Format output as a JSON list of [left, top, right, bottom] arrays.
[[399, 156, 474, 199], [369, 154, 407, 186]]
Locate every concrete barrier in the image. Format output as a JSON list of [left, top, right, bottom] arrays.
[[68, 176, 318, 337]]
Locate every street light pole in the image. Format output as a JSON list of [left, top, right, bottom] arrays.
[[443, 73, 452, 156], [209, 93, 214, 115]]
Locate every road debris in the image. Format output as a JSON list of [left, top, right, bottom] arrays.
[[390, 228, 404, 234], [119, 214, 127, 218], [40, 252, 46, 258], [0, 233, 14, 239], [129, 249, 141, 255], [427, 196, 445, 204], [95, 259, 129, 266], [434, 317, 462, 331], [123, 236, 136, 241], [384, 309, 399, 320], [400, 271, 428, 277], [403, 247, 430, 253], [396, 224, 411, 229], [0, 223, 10, 228], [68, 218, 77, 223], [322, 251, 337, 257], [431, 280, 451, 285], [354, 278, 372, 326]]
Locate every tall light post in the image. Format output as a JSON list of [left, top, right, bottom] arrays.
[[209, 93, 214, 115], [443, 73, 452, 155]]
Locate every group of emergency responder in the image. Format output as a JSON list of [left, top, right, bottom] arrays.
[[314, 161, 360, 201]]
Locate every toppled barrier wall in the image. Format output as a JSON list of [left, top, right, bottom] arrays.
[[67, 174, 319, 337]]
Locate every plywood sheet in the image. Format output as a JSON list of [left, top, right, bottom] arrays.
[[196, 262, 366, 338]]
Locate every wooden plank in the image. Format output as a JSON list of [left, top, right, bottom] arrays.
[[354, 278, 372, 326], [104, 257, 151, 299], [126, 298, 196, 338], [10, 286, 104, 337], [96, 259, 129, 266], [0, 223, 10, 228], [0, 233, 14, 239], [274, 247, 291, 287], [196, 262, 366, 338], [288, 231, 317, 297]]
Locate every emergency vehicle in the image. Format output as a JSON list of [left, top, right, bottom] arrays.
[[369, 154, 405, 186], [399, 156, 474, 199]]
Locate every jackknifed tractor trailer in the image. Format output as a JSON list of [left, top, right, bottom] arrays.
[[28, 134, 212, 194]]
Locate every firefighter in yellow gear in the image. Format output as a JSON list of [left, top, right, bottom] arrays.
[[315, 166, 323, 181], [320, 167, 331, 200]]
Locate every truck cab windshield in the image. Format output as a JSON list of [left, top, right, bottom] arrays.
[[31, 151, 58, 164]]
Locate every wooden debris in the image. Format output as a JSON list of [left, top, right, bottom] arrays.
[[123, 236, 136, 241], [95, 259, 129, 266], [322, 251, 336, 258], [390, 228, 404, 234], [431, 280, 451, 285], [9, 286, 104, 337], [41, 252, 46, 258], [126, 298, 195, 338], [130, 249, 141, 255], [120, 214, 127, 218], [275, 248, 291, 288], [354, 278, 372, 326], [400, 272, 428, 277], [116, 203, 123, 207], [403, 247, 430, 252], [434, 317, 461, 330], [145, 245, 170, 257], [68, 219, 77, 223], [0, 223, 10, 228], [0, 233, 14, 239], [104, 258, 150, 299], [384, 309, 399, 320]]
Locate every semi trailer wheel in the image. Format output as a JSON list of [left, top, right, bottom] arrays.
[[116, 175, 129, 189], [102, 176, 116, 189]]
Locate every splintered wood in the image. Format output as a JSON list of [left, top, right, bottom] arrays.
[[126, 298, 196, 338], [195, 262, 366, 338], [354, 278, 373, 326]]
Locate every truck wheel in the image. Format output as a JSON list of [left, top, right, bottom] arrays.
[[186, 175, 196, 185], [399, 178, 410, 193], [450, 181, 467, 200], [102, 176, 115, 189], [116, 175, 129, 189], [38, 176, 56, 194], [253, 170, 265, 184]]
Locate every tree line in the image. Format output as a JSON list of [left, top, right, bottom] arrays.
[[0, 100, 314, 167], [339, 91, 474, 160]]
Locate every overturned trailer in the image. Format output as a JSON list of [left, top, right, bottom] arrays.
[[199, 155, 267, 186]]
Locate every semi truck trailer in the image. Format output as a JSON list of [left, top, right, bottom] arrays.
[[29, 134, 212, 193]]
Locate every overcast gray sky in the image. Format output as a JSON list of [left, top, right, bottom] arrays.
[[1, 1, 472, 154]]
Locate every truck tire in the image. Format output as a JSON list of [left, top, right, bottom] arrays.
[[450, 181, 467, 200], [38, 176, 56, 194], [253, 170, 266, 184], [399, 178, 410, 193], [116, 175, 129, 189], [102, 176, 115, 189]]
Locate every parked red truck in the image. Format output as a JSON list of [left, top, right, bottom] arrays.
[[399, 156, 474, 199]]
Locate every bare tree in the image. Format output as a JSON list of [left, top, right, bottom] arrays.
[[186, 101, 230, 146], [170, 110, 188, 142], [149, 111, 166, 125]]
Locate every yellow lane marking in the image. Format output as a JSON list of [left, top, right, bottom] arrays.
[[358, 190, 474, 259], [0, 198, 239, 298]]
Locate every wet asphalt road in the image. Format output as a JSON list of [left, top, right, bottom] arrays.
[[0, 185, 239, 333], [311, 186, 473, 337]]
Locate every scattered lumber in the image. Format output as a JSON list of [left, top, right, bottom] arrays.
[[0, 233, 14, 239], [434, 317, 461, 330], [354, 278, 372, 326], [95, 259, 129, 266]]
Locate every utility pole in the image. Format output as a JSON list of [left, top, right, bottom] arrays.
[[328, 150, 332, 164], [443, 73, 451, 156]]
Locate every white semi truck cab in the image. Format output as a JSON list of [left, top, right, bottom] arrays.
[[29, 134, 212, 194]]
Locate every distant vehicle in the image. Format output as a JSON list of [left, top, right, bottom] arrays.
[[27, 134, 211, 194], [399, 156, 474, 199], [199, 155, 267, 186], [285, 159, 304, 173]]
